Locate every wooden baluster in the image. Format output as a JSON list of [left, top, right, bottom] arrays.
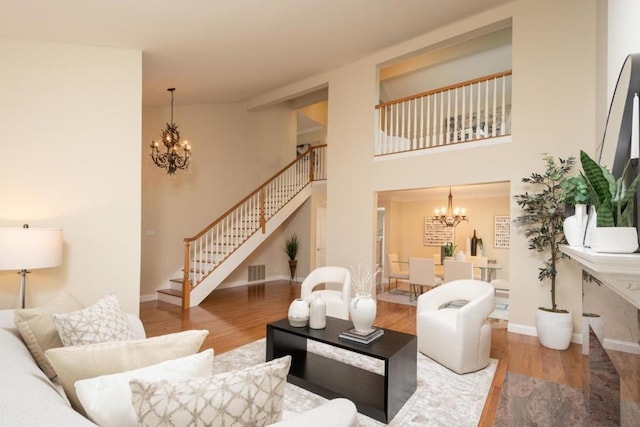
[[484, 80, 489, 138], [501, 76, 506, 135], [492, 77, 497, 137], [469, 83, 474, 140], [259, 187, 266, 233], [419, 96, 424, 149], [426, 95, 431, 147], [454, 87, 459, 142], [309, 149, 316, 182], [413, 98, 419, 150], [182, 240, 191, 310]]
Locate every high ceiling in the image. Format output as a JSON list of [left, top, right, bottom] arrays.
[[0, 0, 511, 106]]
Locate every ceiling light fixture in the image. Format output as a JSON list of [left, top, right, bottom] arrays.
[[434, 187, 468, 227], [150, 88, 191, 175]]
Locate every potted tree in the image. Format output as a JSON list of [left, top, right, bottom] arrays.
[[514, 154, 574, 350], [580, 150, 640, 253], [283, 233, 300, 281], [559, 174, 591, 246]]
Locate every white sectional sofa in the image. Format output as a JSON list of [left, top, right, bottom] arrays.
[[0, 309, 357, 427]]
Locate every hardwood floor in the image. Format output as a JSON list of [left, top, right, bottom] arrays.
[[139, 280, 585, 426]]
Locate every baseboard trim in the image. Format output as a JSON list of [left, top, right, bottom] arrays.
[[507, 322, 640, 353], [507, 322, 583, 344]]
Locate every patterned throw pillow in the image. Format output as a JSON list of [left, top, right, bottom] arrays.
[[51, 293, 135, 347], [130, 355, 292, 427]]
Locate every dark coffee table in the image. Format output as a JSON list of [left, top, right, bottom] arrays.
[[266, 316, 417, 423]]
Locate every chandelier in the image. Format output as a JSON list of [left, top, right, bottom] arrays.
[[433, 187, 469, 227], [150, 88, 191, 175]]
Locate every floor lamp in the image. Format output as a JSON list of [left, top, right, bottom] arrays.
[[0, 225, 63, 308]]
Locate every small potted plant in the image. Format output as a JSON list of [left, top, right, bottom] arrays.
[[443, 242, 456, 259], [514, 153, 574, 350], [559, 174, 591, 246], [283, 233, 299, 281], [580, 150, 640, 253]]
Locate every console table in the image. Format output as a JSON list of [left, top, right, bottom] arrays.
[[266, 317, 417, 423]]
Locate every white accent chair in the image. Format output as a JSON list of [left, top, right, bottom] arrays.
[[408, 257, 442, 302], [443, 259, 473, 283], [416, 279, 495, 374], [300, 266, 352, 320], [387, 253, 409, 291]]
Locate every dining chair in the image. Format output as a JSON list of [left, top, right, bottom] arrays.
[[408, 257, 442, 302], [386, 253, 409, 291], [466, 255, 488, 280], [443, 260, 473, 283]]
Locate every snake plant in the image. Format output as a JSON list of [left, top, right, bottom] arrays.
[[580, 150, 640, 227]]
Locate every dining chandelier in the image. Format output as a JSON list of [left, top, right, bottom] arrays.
[[150, 88, 192, 175], [433, 187, 468, 227]]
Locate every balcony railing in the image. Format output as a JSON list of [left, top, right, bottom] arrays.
[[375, 70, 512, 156]]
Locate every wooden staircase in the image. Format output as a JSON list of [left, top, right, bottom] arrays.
[[157, 145, 327, 308]]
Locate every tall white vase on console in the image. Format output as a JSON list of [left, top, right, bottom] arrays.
[[349, 293, 376, 333], [563, 204, 588, 246]]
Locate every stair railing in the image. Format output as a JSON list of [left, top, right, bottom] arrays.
[[375, 70, 512, 155], [181, 144, 327, 308]]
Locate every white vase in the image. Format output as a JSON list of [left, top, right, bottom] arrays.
[[288, 298, 309, 327], [590, 226, 639, 253], [563, 203, 587, 246], [535, 309, 573, 350], [349, 293, 377, 333], [309, 294, 326, 329]]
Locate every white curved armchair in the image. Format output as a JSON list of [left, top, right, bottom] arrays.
[[416, 279, 494, 374], [300, 266, 352, 320]]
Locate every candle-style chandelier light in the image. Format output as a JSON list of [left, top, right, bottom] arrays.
[[433, 187, 469, 227], [150, 88, 191, 175]]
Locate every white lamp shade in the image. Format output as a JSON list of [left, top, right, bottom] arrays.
[[0, 227, 63, 270]]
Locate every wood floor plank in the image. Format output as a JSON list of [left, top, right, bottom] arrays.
[[140, 280, 585, 425]]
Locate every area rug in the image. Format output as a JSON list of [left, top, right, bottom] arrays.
[[376, 291, 510, 321], [212, 337, 497, 426], [494, 372, 585, 426]]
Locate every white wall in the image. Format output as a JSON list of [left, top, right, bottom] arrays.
[[0, 38, 142, 313], [247, 0, 597, 334]]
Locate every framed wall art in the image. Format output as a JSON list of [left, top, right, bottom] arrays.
[[424, 217, 455, 246], [494, 215, 510, 248]]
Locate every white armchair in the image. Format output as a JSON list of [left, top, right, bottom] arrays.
[[300, 266, 351, 320], [416, 279, 494, 374]]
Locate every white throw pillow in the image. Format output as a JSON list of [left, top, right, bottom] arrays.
[[45, 329, 209, 413], [51, 293, 134, 347], [75, 349, 214, 427], [130, 355, 291, 427]]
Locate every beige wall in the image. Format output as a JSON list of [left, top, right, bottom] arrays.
[[0, 38, 142, 313], [247, 0, 597, 335], [141, 102, 299, 297]]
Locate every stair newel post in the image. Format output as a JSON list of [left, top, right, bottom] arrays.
[[259, 187, 266, 234], [309, 148, 315, 183], [182, 240, 191, 310]]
